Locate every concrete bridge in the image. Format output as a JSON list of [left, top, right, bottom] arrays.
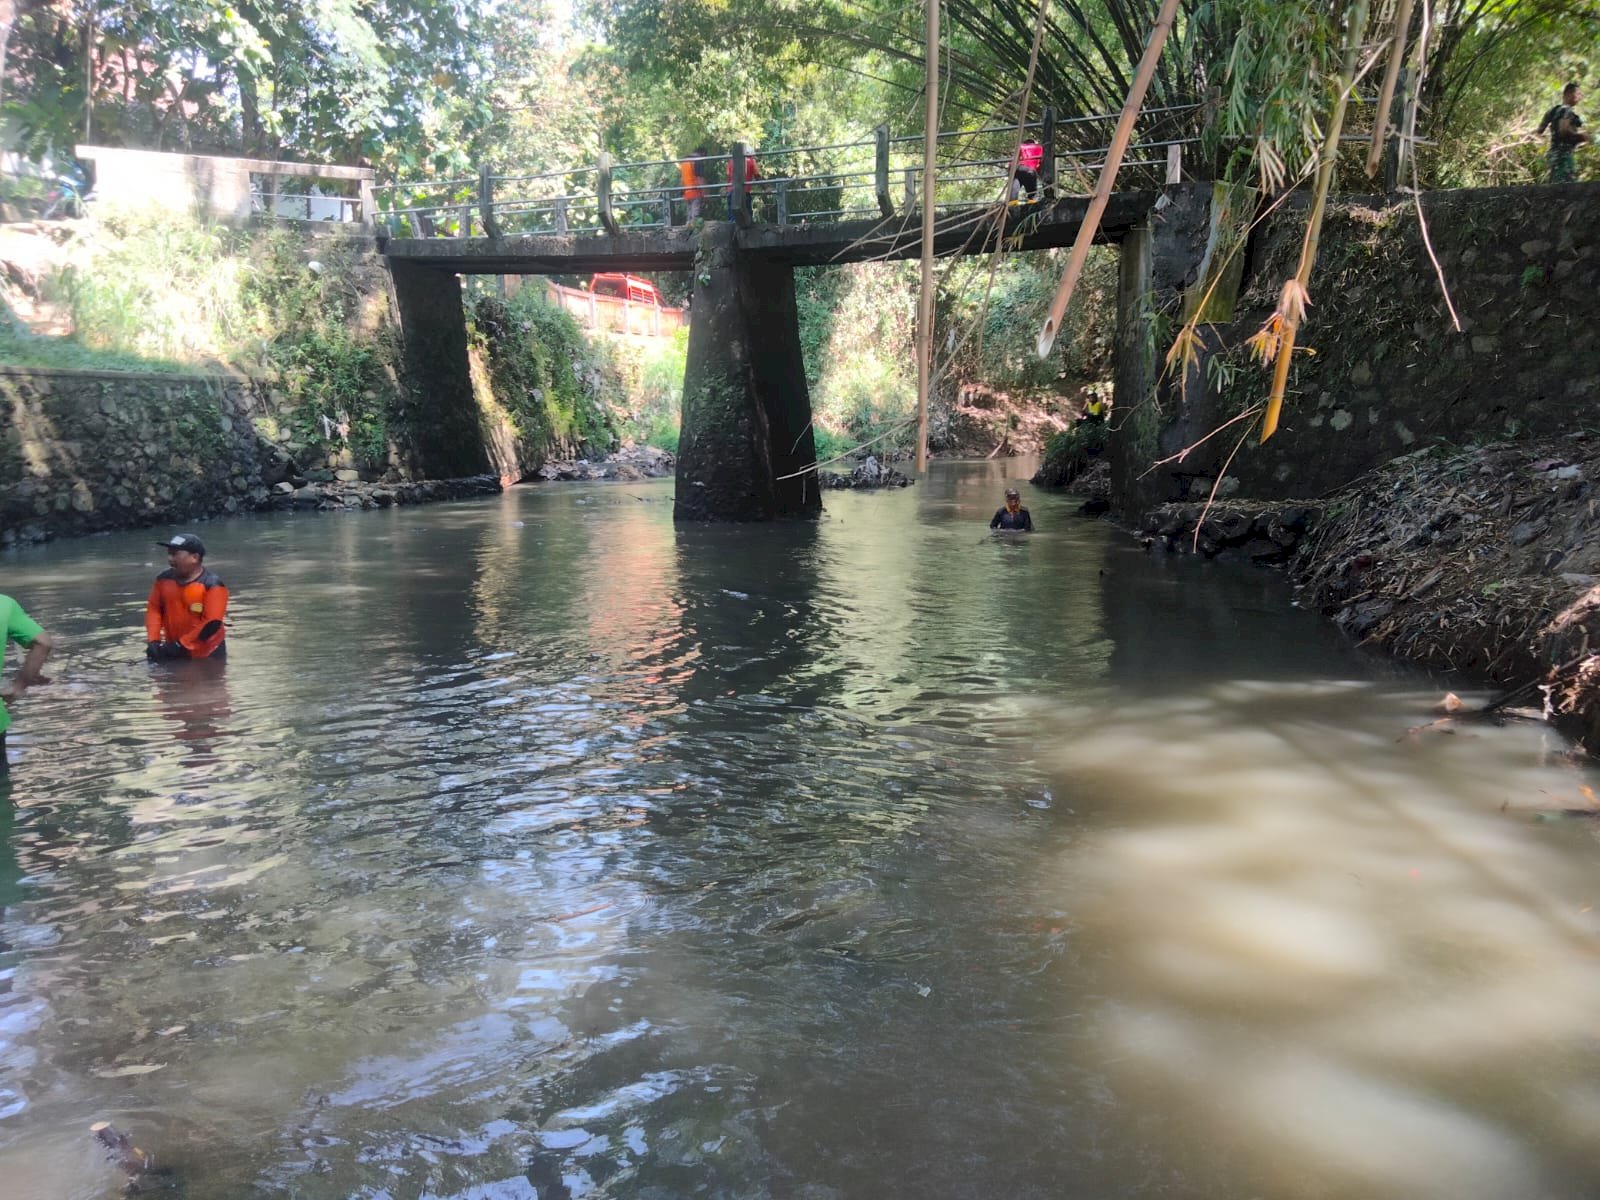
[[374, 114, 1202, 520]]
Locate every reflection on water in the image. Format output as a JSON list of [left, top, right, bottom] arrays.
[[0, 460, 1597, 1199]]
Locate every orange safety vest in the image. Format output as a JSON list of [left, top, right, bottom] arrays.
[[679, 160, 703, 202], [145, 568, 229, 658]]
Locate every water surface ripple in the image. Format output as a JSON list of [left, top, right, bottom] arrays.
[[1, 460, 1598, 1199]]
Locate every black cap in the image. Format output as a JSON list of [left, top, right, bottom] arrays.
[[156, 534, 206, 556]]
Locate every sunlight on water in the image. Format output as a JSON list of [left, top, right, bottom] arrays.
[[0, 462, 1597, 1198]]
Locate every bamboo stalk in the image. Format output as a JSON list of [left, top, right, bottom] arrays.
[[915, 0, 940, 473], [1035, 0, 1181, 359], [1259, 0, 1371, 443], [1366, 0, 1414, 179]]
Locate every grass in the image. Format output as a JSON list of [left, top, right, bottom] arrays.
[[0, 326, 201, 374]]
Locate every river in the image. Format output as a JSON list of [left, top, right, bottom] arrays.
[[1, 459, 1597, 1199]]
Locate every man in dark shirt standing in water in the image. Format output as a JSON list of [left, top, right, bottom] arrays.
[[990, 487, 1034, 532]]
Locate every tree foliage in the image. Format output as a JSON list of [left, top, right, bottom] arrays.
[[3, 0, 491, 172]]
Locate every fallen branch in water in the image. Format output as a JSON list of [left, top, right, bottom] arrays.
[[775, 419, 916, 481]]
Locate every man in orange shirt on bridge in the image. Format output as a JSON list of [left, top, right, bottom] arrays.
[[679, 147, 707, 222], [145, 534, 229, 661]]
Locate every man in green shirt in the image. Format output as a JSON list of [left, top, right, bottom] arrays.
[[0, 595, 54, 771]]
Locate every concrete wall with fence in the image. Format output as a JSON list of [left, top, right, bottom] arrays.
[[73, 145, 375, 226]]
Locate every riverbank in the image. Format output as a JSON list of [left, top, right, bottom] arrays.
[[1292, 437, 1600, 754], [528, 443, 675, 482], [1128, 437, 1600, 755]]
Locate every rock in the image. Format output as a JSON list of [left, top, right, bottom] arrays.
[[1340, 598, 1394, 638], [1242, 537, 1290, 562], [1267, 518, 1301, 548], [1510, 519, 1548, 547], [273, 481, 294, 494], [335, 469, 362, 482]]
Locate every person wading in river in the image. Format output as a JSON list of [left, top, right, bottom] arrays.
[[990, 487, 1034, 532], [0, 594, 54, 771], [146, 534, 229, 661]]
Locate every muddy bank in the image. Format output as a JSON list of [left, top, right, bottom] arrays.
[[529, 444, 675, 482], [1135, 498, 1317, 561], [1124, 438, 1600, 754], [1291, 437, 1600, 752], [264, 473, 502, 513]]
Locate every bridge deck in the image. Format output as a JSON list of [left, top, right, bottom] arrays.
[[381, 191, 1159, 274]]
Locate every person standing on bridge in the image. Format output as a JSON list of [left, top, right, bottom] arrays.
[[727, 142, 760, 219], [145, 534, 229, 661], [1537, 82, 1588, 183], [0, 594, 54, 771], [1013, 135, 1044, 203], [990, 487, 1034, 532], [679, 148, 706, 222]]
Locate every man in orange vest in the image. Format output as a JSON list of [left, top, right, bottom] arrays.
[[145, 534, 229, 661], [679, 151, 705, 222]]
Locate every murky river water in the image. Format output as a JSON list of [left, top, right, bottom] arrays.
[[1, 460, 1599, 1199]]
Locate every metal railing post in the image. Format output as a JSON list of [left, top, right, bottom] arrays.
[[903, 166, 916, 209], [598, 153, 619, 234], [731, 143, 749, 227], [1165, 143, 1182, 184], [875, 124, 894, 216], [358, 178, 376, 231], [776, 178, 789, 225], [554, 196, 569, 235], [661, 190, 672, 228], [480, 163, 501, 238], [1041, 107, 1058, 199]]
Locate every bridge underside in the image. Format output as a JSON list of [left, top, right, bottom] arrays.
[[380, 191, 1160, 275]]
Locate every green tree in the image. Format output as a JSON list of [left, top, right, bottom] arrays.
[[2, 0, 492, 172]]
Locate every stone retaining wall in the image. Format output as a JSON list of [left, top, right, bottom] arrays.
[[1112, 183, 1600, 511], [1, 365, 288, 545], [0, 365, 497, 546]]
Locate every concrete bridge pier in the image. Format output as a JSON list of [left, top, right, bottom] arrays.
[[675, 222, 821, 522], [388, 259, 492, 478]]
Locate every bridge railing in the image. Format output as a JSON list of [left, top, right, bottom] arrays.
[[373, 103, 1215, 241]]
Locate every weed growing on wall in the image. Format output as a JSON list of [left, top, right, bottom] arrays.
[[239, 230, 404, 469], [469, 288, 622, 463], [613, 326, 687, 453]]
